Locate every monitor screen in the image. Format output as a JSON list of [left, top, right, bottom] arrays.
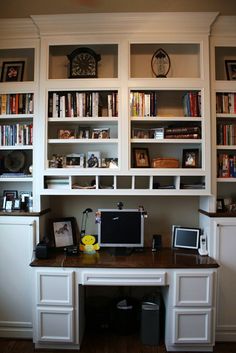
[[97, 209, 144, 248], [173, 227, 200, 250]]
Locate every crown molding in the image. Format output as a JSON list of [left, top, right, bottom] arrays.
[[211, 16, 236, 37], [0, 18, 39, 39], [31, 12, 219, 37]]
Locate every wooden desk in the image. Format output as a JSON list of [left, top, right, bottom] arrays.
[[31, 248, 218, 352]]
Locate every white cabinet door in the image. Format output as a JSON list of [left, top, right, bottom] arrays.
[[173, 308, 212, 344], [36, 307, 74, 342], [215, 221, 236, 341], [0, 219, 35, 338]]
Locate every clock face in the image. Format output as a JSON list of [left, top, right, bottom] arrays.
[[68, 48, 100, 79], [72, 52, 96, 77]]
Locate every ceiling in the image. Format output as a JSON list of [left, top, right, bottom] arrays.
[[1, 0, 236, 18]]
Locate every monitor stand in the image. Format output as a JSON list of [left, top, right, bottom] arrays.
[[108, 247, 133, 256]]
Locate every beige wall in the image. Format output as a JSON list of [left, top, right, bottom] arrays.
[[1, 0, 236, 18]]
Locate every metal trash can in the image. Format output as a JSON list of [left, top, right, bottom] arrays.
[[140, 293, 161, 345]]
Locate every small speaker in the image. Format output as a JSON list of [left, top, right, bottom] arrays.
[[35, 242, 49, 259], [152, 234, 162, 251]]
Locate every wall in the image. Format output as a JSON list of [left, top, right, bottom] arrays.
[[47, 195, 199, 247]]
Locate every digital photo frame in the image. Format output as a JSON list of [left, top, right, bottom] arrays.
[[173, 226, 200, 250]]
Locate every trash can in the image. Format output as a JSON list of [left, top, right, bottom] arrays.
[[140, 293, 161, 345], [112, 297, 138, 335]]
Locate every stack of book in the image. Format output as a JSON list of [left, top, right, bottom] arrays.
[[164, 126, 201, 139], [217, 153, 236, 178]]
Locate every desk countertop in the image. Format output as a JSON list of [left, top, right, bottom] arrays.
[[30, 247, 219, 269]]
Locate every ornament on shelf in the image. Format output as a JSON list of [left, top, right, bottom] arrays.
[[151, 48, 171, 78], [67, 47, 101, 78]]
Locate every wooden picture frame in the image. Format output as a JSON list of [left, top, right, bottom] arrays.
[[1, 61, 25, 82], [133, 148, 150, 168], [79, 127, 91, 139], [182, 149, 199, 168], [3, 190, 18, 200], [217, 198, 225, 212], [58, 129, 76, 139], [50, 217, 78, 248], [225, 60, 236, 80]]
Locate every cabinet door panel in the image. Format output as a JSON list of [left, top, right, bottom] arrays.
[[173, 308, 212, 344], [174, 272, 213, 306], [36, 307, 74, 342], [36, 271, 74, 306]]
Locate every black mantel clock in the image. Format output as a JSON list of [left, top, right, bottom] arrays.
[[67, 47, 101, 78]]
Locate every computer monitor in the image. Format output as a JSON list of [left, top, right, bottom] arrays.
[[97, 209, 144, 253]]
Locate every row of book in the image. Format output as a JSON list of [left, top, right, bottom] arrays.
[[216, 93, 236, 114], [183, 91, 201, 117], [164, 125, 201, 139], [217, 153, 236, 178], [0, 93, 34, 115], [130, 91, 158, 117], [48, 91, 118, 118], [217, 123, 236, 145], [132, 125, 201, 139], [0, 123, 33, 146]]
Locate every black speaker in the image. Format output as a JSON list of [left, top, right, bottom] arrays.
[[152, 234, 162, 251], [35, 242, 49, 259]]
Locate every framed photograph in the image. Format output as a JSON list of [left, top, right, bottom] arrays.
[[173, 226, 200, 250], [79, 127, 91, 139], [58, 129, 76, 139], [92, 128, 110, 139], [225, 60, 236, 80], [50, 217, 78, 248], [5, 200, 13, 211], [132, 128, 150, 139], [182, 149, 199, 168], [217, 198, 225, 212], [87, 151, 101, 168], [13, 198, 21, 210], [101, 158, 118, 169], [66, 153, 84, 168], [3, 190, 18, 200], [133, 148, 150, 168], [0, 196, 6, 210], [1, 61, 25, 82]]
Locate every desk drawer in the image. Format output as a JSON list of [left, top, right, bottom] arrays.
[[80, 269, 166, 286]]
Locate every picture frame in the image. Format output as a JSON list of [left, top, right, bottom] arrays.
[[79, 127, 91, 139], [87, 151, 101, 168], [173, 226, 200, 250], [5, 200, 13, 211], [182, 149, 199, 168], [3, 190, 18, 200], [66, 153, 84, 168], [91, 128, 110, 139], [58, 129, 76, 139], [1, 61, 25, 82], [0, 196, 6, 210], [225, 60, 236, 80], [13, 198, 21, 210], [217, 198, 225, 212], [133, 148, 150, 168], [50, 217, 78, 248], [132, 128, 150, 139]]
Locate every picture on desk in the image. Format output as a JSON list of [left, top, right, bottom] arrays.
[[50, 217, 77, 248]]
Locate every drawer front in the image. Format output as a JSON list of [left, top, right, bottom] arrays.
[[36, 271, 74, 306], [173, 308, 212, 344], [80, 269, 166, 286], [174, 271, 214, 307], [36, 307, 74, 343]]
